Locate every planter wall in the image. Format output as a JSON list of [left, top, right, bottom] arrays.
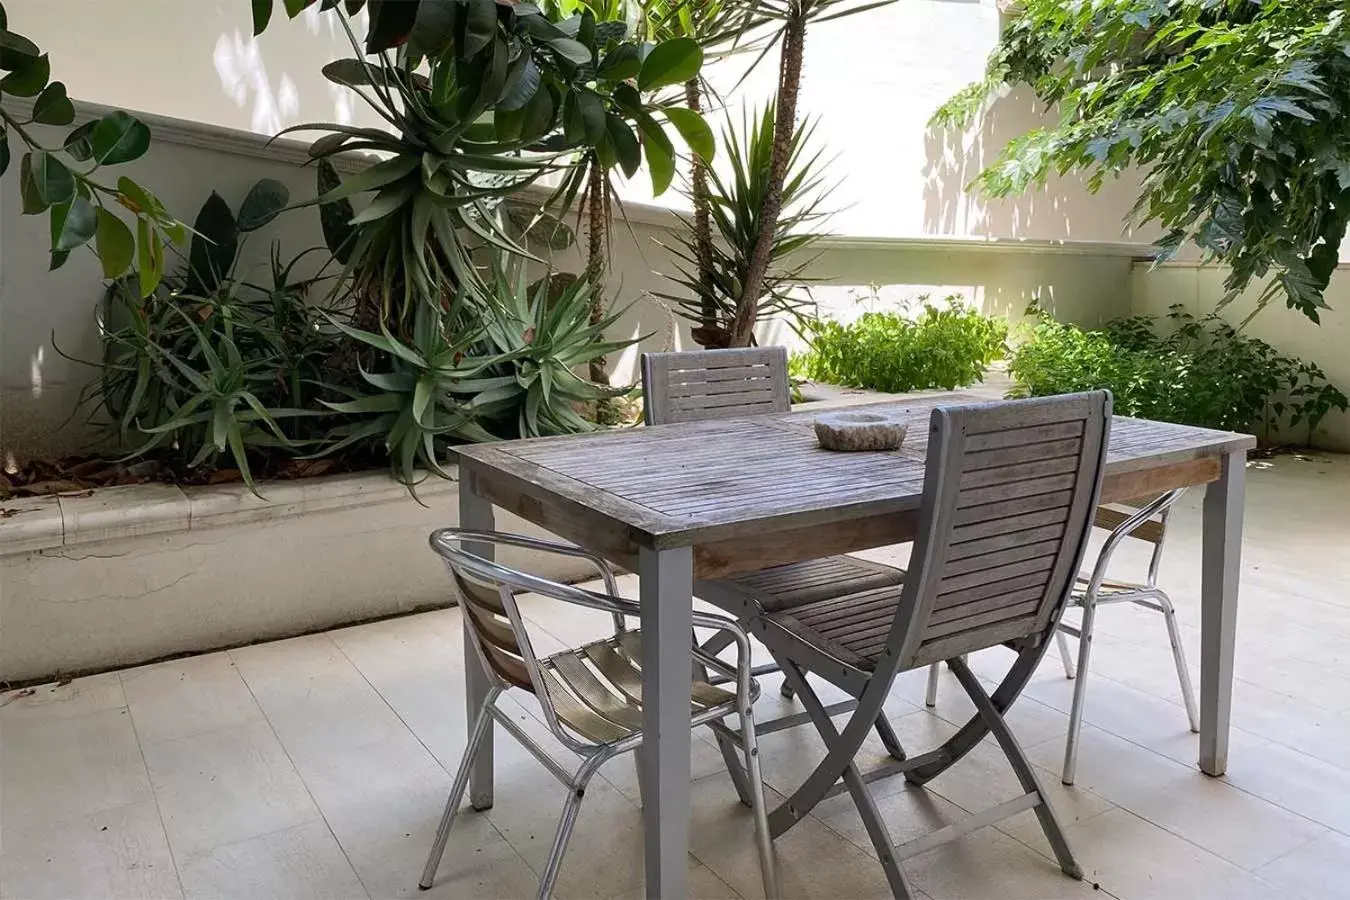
[[0, 469, 593, 684]]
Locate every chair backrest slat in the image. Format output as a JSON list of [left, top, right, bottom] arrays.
[[891, 392, 1111, 671], [642, 347, 791, 425], [450, 569, 536, 691]]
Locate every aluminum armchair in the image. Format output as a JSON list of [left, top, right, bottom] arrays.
[[419, 529, 777, 899], [710, 392, 1111, 898], [924, 489, 1198, 785]]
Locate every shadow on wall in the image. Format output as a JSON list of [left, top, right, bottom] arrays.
[[921, 85, 1149, 244]]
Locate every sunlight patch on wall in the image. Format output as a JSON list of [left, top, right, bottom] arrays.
[[214, 29, 300, 134], [29, 346, 44, 400]]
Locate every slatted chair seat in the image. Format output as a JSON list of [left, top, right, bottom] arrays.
[[538, 631, 739, 744], [712, 555, 907, 618]]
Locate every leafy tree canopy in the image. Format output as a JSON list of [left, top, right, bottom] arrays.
[[935, 1, 1350, 323]]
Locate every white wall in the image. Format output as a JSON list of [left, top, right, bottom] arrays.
[[4, 0, 1151, 244]]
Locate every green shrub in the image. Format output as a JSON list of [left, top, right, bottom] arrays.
[[1008, 305, 1348, 444], [793, 296, 1008, 393]]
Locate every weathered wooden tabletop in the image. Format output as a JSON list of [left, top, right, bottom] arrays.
[[455, 392, 1256, 578]]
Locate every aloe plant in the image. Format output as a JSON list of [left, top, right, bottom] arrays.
[[465, 255, 638, 438]]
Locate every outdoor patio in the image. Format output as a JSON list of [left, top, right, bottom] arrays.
[[3, 449, 1348, 900]]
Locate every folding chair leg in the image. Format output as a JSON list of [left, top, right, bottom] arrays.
[[1055, 628, 1076, 679], [1153, 590, 1200, 733], [948, 658, 1083, 880], [420, 690, 501, 890], [1062, 600, 1098, 786], [873, 711, 908, 761], [841, 758, 917, 899], [924, 663, 940, 707]]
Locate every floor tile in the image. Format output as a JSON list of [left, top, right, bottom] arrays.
[[176, 820, 367, 900], [0, 708, 153, 829], [0, 800, 182, 900], [1026, 725, 1326, 870], [1064, 808, 1286, 900], [122, 651, 264, 744], [0, 671, 126, 722], [1255, 830, 1350, 900], [141, 718, 320, 859]]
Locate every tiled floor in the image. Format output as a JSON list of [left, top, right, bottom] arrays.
[[3, 451, 1350, 899]]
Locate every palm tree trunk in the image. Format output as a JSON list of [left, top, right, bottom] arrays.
[[685, 78, 718, 341], [584, 156, 610, 390], [729, 5, 807, 347]]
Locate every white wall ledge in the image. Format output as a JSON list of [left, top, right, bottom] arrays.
[[0, 469, 453, 558]]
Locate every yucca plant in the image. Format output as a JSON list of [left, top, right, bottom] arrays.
[[657, 105, 830, 345], [466, 255, 638, 437]]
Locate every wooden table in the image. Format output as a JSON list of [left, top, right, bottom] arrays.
[[455, 393, 1256, 899]]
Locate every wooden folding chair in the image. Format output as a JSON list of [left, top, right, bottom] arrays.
[[641, 348, 913, 791], [706, 391, 1111, 897]]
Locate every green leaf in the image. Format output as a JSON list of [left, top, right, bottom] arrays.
[[638, 38, 701, 91], [31, 81, 75, 125], [321, 58, 385, 89], [663, 106, 714, 162], [350, 180, 416, 224], [90, 111, 152, 165], [251, 0, 273, 35], [63, 120, 96, 161], [318, 153, 418, 202], [0, 31, 38, 71], [31, 151, 75, 208], [499, 56, 540, 111], [606, 114, 640, 178], [463, 0, 498, 58], [51, 194, 96, 252], [0, 51, 48, 96], [95, 208, 135, 279], [635, 113, 675, 195], [598, 43, 640, 81], [49, 249, 69, 271], [548, 37, 592, 67], [365, 0, 418, 53], [0, 132, 8, 177], [317, 159, 357, 264], [236, 178, 289, 231], [19, 151, 44, 213], [410, 0, 457, 56], [136, 217, 164, 298], [576, 89, 606, 144], [519, 83, 556, 142], [185, 191, 239, 296], [116, 176, 168, 220], [282, 0, 316, 16]]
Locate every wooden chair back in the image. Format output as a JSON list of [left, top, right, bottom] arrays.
[[641, 347, 791, 425], [891, 392, 1112, 671]]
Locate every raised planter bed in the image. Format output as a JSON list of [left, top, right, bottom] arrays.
[[0, 467, 591, 683]]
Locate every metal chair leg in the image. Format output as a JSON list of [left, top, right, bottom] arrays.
[[537, 781, 590, 899], [1061, 599, 1098, 787], [1153, 590, 1200, 733], [738, 693, 779, 898], [924, 662, 939, 707], [1055, 627, 1076, 679], [420, 689, 501, 890]]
